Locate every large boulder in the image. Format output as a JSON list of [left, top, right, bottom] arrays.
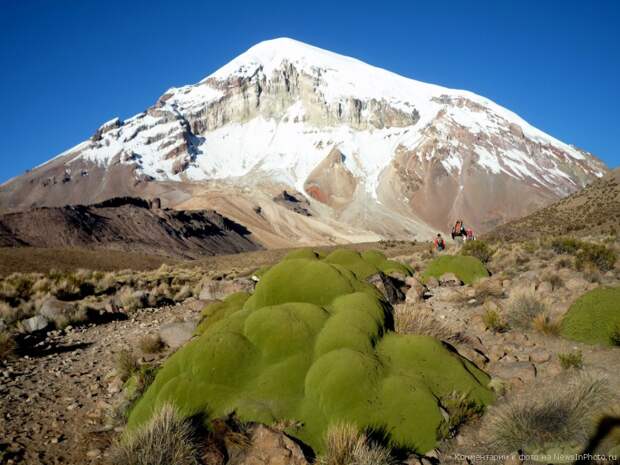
[[228, 425, 309, 465], [367, 273, 405, 304], [21, 315, 49, 333], [38, 297, 75, 321], [199, 278, 255, 301], [405, 277, 427, 303], [159, 320, 197, 349]]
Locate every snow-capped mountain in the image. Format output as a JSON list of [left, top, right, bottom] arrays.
[[0, 38, 607, 246]]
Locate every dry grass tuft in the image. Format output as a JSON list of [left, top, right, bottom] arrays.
[[474, 279, 504, 301], [482, 376, 613, 454], [395, 305, 453, 341], [317, 422, 394, 465], [545, 274, 564, 290], [532, 313, 561, 336], [139, 334, 165, 354], [116, 349, 139, 382], [0, 331, 15, 360], [558, 351, 583, 370], [109, 403, 199, 465], [506, 293, 547, 330], [482, 307, 509, 333]]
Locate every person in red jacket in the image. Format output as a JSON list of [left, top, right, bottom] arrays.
[[434, 233, 446, 251]]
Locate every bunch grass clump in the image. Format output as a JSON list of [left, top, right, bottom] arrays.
[[482, 307, 508, 333], [394, 305, 453, 341], [0, 331, 15, 360], [317, 422, 394, 465], [506, 293, 547, 330], [139, 334, 165, 354], [558, 351, 583, 370], [482, 377, 613, 455], [116, 349, 139, 382], [110, 403, 199, 465]]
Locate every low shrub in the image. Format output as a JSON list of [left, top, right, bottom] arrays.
[[461, 240, 493, 264], [506, 293, 547, 330], [558, 351, 583, 370], [482, 377, 612, 455], [109, 403, 199, 465], [551, 238, 617, 272]]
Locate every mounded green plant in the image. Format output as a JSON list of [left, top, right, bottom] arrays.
[[421, 255, 489, 285], [561, 287, 620, 346], [127, 251, 493, 454]]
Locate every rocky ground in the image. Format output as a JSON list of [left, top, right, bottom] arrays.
[[0, 300, 204, 465]]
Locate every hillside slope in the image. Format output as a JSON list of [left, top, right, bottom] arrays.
[[488, 168, 620, 241], [0, 197, 261, 258]]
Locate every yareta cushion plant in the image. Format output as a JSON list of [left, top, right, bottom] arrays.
[[561, 287, 620, 346], [127, 250, 493, 454], [421, 255, 489, 285]]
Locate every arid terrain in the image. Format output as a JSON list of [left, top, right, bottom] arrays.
[[1, 234, 619, 465]]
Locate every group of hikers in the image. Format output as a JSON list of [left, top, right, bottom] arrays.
[[433, 219, 475, 251]]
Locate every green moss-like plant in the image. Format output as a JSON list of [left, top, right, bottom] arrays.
[[127, 252, 493, 454], [561, 287, 620, 346], [421, 255, 489, 285], [324, 249, 412, 280]]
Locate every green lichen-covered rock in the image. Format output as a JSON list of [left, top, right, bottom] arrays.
[[127, 251, 493, 454], [561, 287, 620, 346], [421, 255, 489, 285]]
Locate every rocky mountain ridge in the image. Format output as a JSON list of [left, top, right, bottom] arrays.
[[0, 38, 607, 244]]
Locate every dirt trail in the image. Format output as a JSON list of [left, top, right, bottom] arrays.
[[0, 301, 203, 465]]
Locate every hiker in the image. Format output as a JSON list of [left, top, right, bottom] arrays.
[[434, 233, 446, 251], [466, 228, 475, 241], [451, 219, 466, 246]]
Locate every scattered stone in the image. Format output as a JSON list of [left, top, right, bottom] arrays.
[[426, 276, 440, 289], [536, 281, 553, 295], [367, 273, 405, 304]]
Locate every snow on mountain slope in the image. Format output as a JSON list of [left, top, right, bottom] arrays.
[[0, 38, 607, 242]]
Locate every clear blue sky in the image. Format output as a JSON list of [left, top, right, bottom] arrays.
[[1, 0, 619, 184]]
